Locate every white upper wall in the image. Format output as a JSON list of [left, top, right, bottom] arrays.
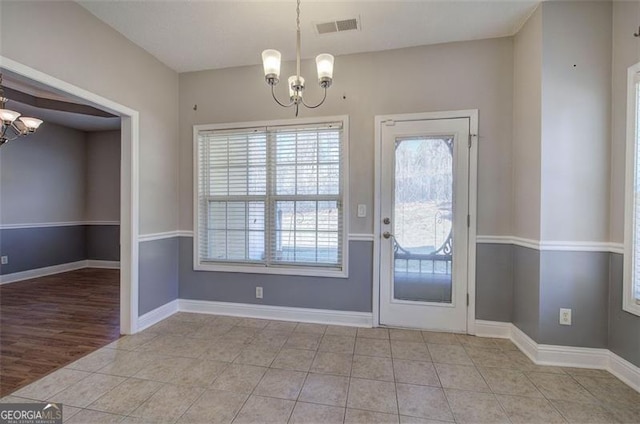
[[0, 0, 179, 235], [610, 0, 640, 244], [179, 38, 514, 236], [512, 5, 542, 241], [540, 1, 612, 243]]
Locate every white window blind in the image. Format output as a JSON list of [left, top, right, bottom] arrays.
[[196, 120, 345, 273], [633, 80, 640, 303]]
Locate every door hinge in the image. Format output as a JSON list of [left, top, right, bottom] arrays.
[[468, 134, 472, 148], [467, 214, 471, 227], [467, 293, 469, 306]]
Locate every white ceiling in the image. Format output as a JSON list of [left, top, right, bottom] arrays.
[[78, 0, 539, 73]]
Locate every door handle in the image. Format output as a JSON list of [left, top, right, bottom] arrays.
[[383, 231, 393, 239]]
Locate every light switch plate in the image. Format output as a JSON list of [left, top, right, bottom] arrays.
[[0, 256, 7, 265]]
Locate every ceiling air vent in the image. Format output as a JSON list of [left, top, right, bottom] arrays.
[[336, 19, 358, 32], [315, 17, 360, 35], [316, 21, 338, 34]]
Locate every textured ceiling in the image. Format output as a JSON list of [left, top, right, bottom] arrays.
[[78, 0, 539, 73]]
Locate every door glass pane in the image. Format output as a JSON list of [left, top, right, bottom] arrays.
[[393, 136, 453, 303]]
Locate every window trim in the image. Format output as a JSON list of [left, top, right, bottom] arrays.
[[193, 115, 350, 279], [623, 62, 640, 316]]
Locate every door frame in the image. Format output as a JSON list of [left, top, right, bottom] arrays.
[[373, 110, 478, 334], [1, 56, 140, 335]]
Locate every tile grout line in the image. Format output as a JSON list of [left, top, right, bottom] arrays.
[[229, 319, 290, 424], [422, 333, 455, 423], [286, 324, 326, 424], [87, 373, 166, 419], [471, 352, 515, 424], [226, 320, 319, 423], [519, 368, 570, 422], [391, 335, 402, 420]]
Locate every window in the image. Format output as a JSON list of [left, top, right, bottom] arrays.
[[624, 63, 640, 316], [194, 116, 348, 277]]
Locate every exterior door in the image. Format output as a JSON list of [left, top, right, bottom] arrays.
[[379, 117, 470, 331]]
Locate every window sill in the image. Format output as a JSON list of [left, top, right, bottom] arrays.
[[622, 297, 640, 317], [194, 262, 349, 279]]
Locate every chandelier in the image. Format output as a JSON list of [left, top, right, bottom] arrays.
[[0, 74, 43, 146], [261, 0, 334, 117]]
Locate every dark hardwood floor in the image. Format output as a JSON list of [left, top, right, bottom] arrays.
[[0, 268, 120, 396]]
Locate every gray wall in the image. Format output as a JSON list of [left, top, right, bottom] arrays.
[[85, 130, 121, 261], [0, 225, 119, 275], [538, 251, 609, 348], [0, 226, 86, 274], [86, 225, 120, 261], [476, 243, 513, 323], [0, 122, 87, 224], [480, 245, 638, 362], [139, 237, 179, 315], [512, 246, 540, 341], [180, 238, 372, 312], [86, 130, 120, 222], [0, 121, 120, 274], [486, 246, 612, 350]]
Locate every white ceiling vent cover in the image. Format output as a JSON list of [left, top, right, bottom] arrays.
[[315, 17, 360, 35]]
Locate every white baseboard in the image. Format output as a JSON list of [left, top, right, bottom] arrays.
[[476, 320, 640, 392], [508, 323, 539, 364], [87, 260, 120, 269], [179, 299, 373, 327], [474, 320, 512, 339], [0, 260, 121, 284], [137, 300, 179, 331], [609, 350, 640, 392], [0, 261, 88, 285]]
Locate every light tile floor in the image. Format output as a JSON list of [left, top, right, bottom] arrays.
[[2, 313, 639, 423]]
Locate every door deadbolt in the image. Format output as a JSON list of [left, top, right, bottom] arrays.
[[383, 217, 390, 225]]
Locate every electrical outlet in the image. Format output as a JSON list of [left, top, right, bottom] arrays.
[[357, 204, 367, 218], [0, 256, 7, 265], [256, 286, 263, 299], [559, 308, 572, 326]]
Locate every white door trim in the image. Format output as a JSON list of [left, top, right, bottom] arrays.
[[373, 110, 478, 333], [1, 56, 140, 335]]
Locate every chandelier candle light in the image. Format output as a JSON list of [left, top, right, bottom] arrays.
[[262, 0, 334, 116], [0, 74, 43, 146]]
